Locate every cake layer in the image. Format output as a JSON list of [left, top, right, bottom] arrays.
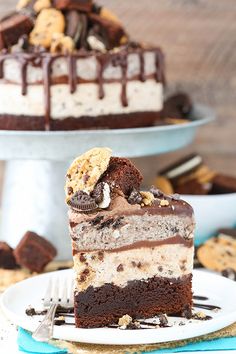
[[0, 81, 163, 118], [70, 196, 194, 251], [0, 112, 161, 131], [73, 242, 193, 290], [1, 50, 162, 84], [74, 274, 192, 328]]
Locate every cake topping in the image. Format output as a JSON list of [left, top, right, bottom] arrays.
[[67, 190, 98, 212], [127, 189, 143, 205], [29, 8, 65, 48], [140, 191, 155, 206], [65, 147, 112, 199], [2, 0, 127, 52], [100, 157, 143, 196]]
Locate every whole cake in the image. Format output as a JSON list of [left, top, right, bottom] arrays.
[[65, 147, 195, 328], [0, 0, 165, 131]]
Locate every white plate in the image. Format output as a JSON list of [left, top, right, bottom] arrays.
[[2, 269, 235, 345], [0, 104, 214, 160]]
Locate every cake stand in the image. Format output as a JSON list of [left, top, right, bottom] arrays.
[[0, 104, 214, 260]]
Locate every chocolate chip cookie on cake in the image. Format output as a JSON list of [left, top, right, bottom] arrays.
[[0, 0, 165, 131], [65, 148, 195, 328]]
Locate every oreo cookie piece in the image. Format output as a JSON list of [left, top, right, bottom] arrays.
[[128, 189, 143, 205], [65, 10, 88, 49], [100, 157, 143, 196], [159, 153, 203, 182], [162, 92, 193, 120], [68, 191, 98, 212], [53, 0, 93, 12], [0, 12, 33, 50]]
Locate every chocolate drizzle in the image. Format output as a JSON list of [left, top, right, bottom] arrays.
[[0, 47, 165, 130]]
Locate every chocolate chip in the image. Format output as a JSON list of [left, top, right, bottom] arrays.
[[97, 218, 114, 230], [222, 268, 236, 281], [67, 191, 98, 212], [67, 186, 73, 195], [128, 189, 142, 205], [89, 216, 104, 226], [82, 268, 90, 275], [117, 264, 124, 272], [79, 253, 86, 262], [98, 251, 104, 261], [112, 217, 124, 229], [158, 266, 163, 272]]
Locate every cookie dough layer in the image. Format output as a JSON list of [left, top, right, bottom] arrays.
[[74, 274, 192, 328], [73, 243, 194, 290], [0, 80, 163, 118]]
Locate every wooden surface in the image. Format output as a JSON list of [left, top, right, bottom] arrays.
[[0, 0, 236, 187]]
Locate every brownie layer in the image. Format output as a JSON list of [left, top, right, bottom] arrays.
[[0, 111, 161, 131], [73, 242, 193, 290], [74, 274, 192, 328]]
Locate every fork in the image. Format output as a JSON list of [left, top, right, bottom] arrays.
[[32, 276, 74, 342]]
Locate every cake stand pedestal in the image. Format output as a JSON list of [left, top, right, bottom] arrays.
[[0, 104, 214, 260]]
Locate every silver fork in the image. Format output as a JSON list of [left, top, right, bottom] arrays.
[[32, 276, 74, 342]]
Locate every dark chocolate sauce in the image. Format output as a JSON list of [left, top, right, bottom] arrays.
[[0, 47, 165, 130], [193, 295, 209, 301], [193, 303, 221, 311]]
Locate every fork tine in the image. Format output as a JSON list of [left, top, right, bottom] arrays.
[[42, 278, 53, 306]]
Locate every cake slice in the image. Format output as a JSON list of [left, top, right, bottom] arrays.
[[65, 148, 195, 328]]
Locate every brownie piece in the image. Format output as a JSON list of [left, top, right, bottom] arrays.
[[210, 174, 236, 194], [0, 12, 33, 50], [100, 157, 143, 195], [14, 231, 57, 273], [0, 242, 18, 269], [53, 0, 93, 12]]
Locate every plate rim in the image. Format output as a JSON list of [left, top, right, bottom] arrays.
[[1, 269, 236, 345]]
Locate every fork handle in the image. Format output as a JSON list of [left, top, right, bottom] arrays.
[[32, 303, 58, 342]]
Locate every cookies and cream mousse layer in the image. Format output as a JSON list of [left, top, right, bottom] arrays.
[[65, 148, 195, 328], [0, 0, 165, 130]]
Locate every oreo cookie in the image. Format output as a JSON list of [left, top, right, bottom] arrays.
[[67, 191, 98, 212], [162, 92, 193, 120], [65, 10, 88, 49], [128, 189, 142, 205]]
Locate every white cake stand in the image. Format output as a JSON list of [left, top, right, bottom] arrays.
[[0, 104, 214, 260]]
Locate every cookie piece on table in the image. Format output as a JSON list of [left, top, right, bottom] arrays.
[[197, 235, 236, 272], [0, 242, 19, 269], [14, 231, 57, 273]]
